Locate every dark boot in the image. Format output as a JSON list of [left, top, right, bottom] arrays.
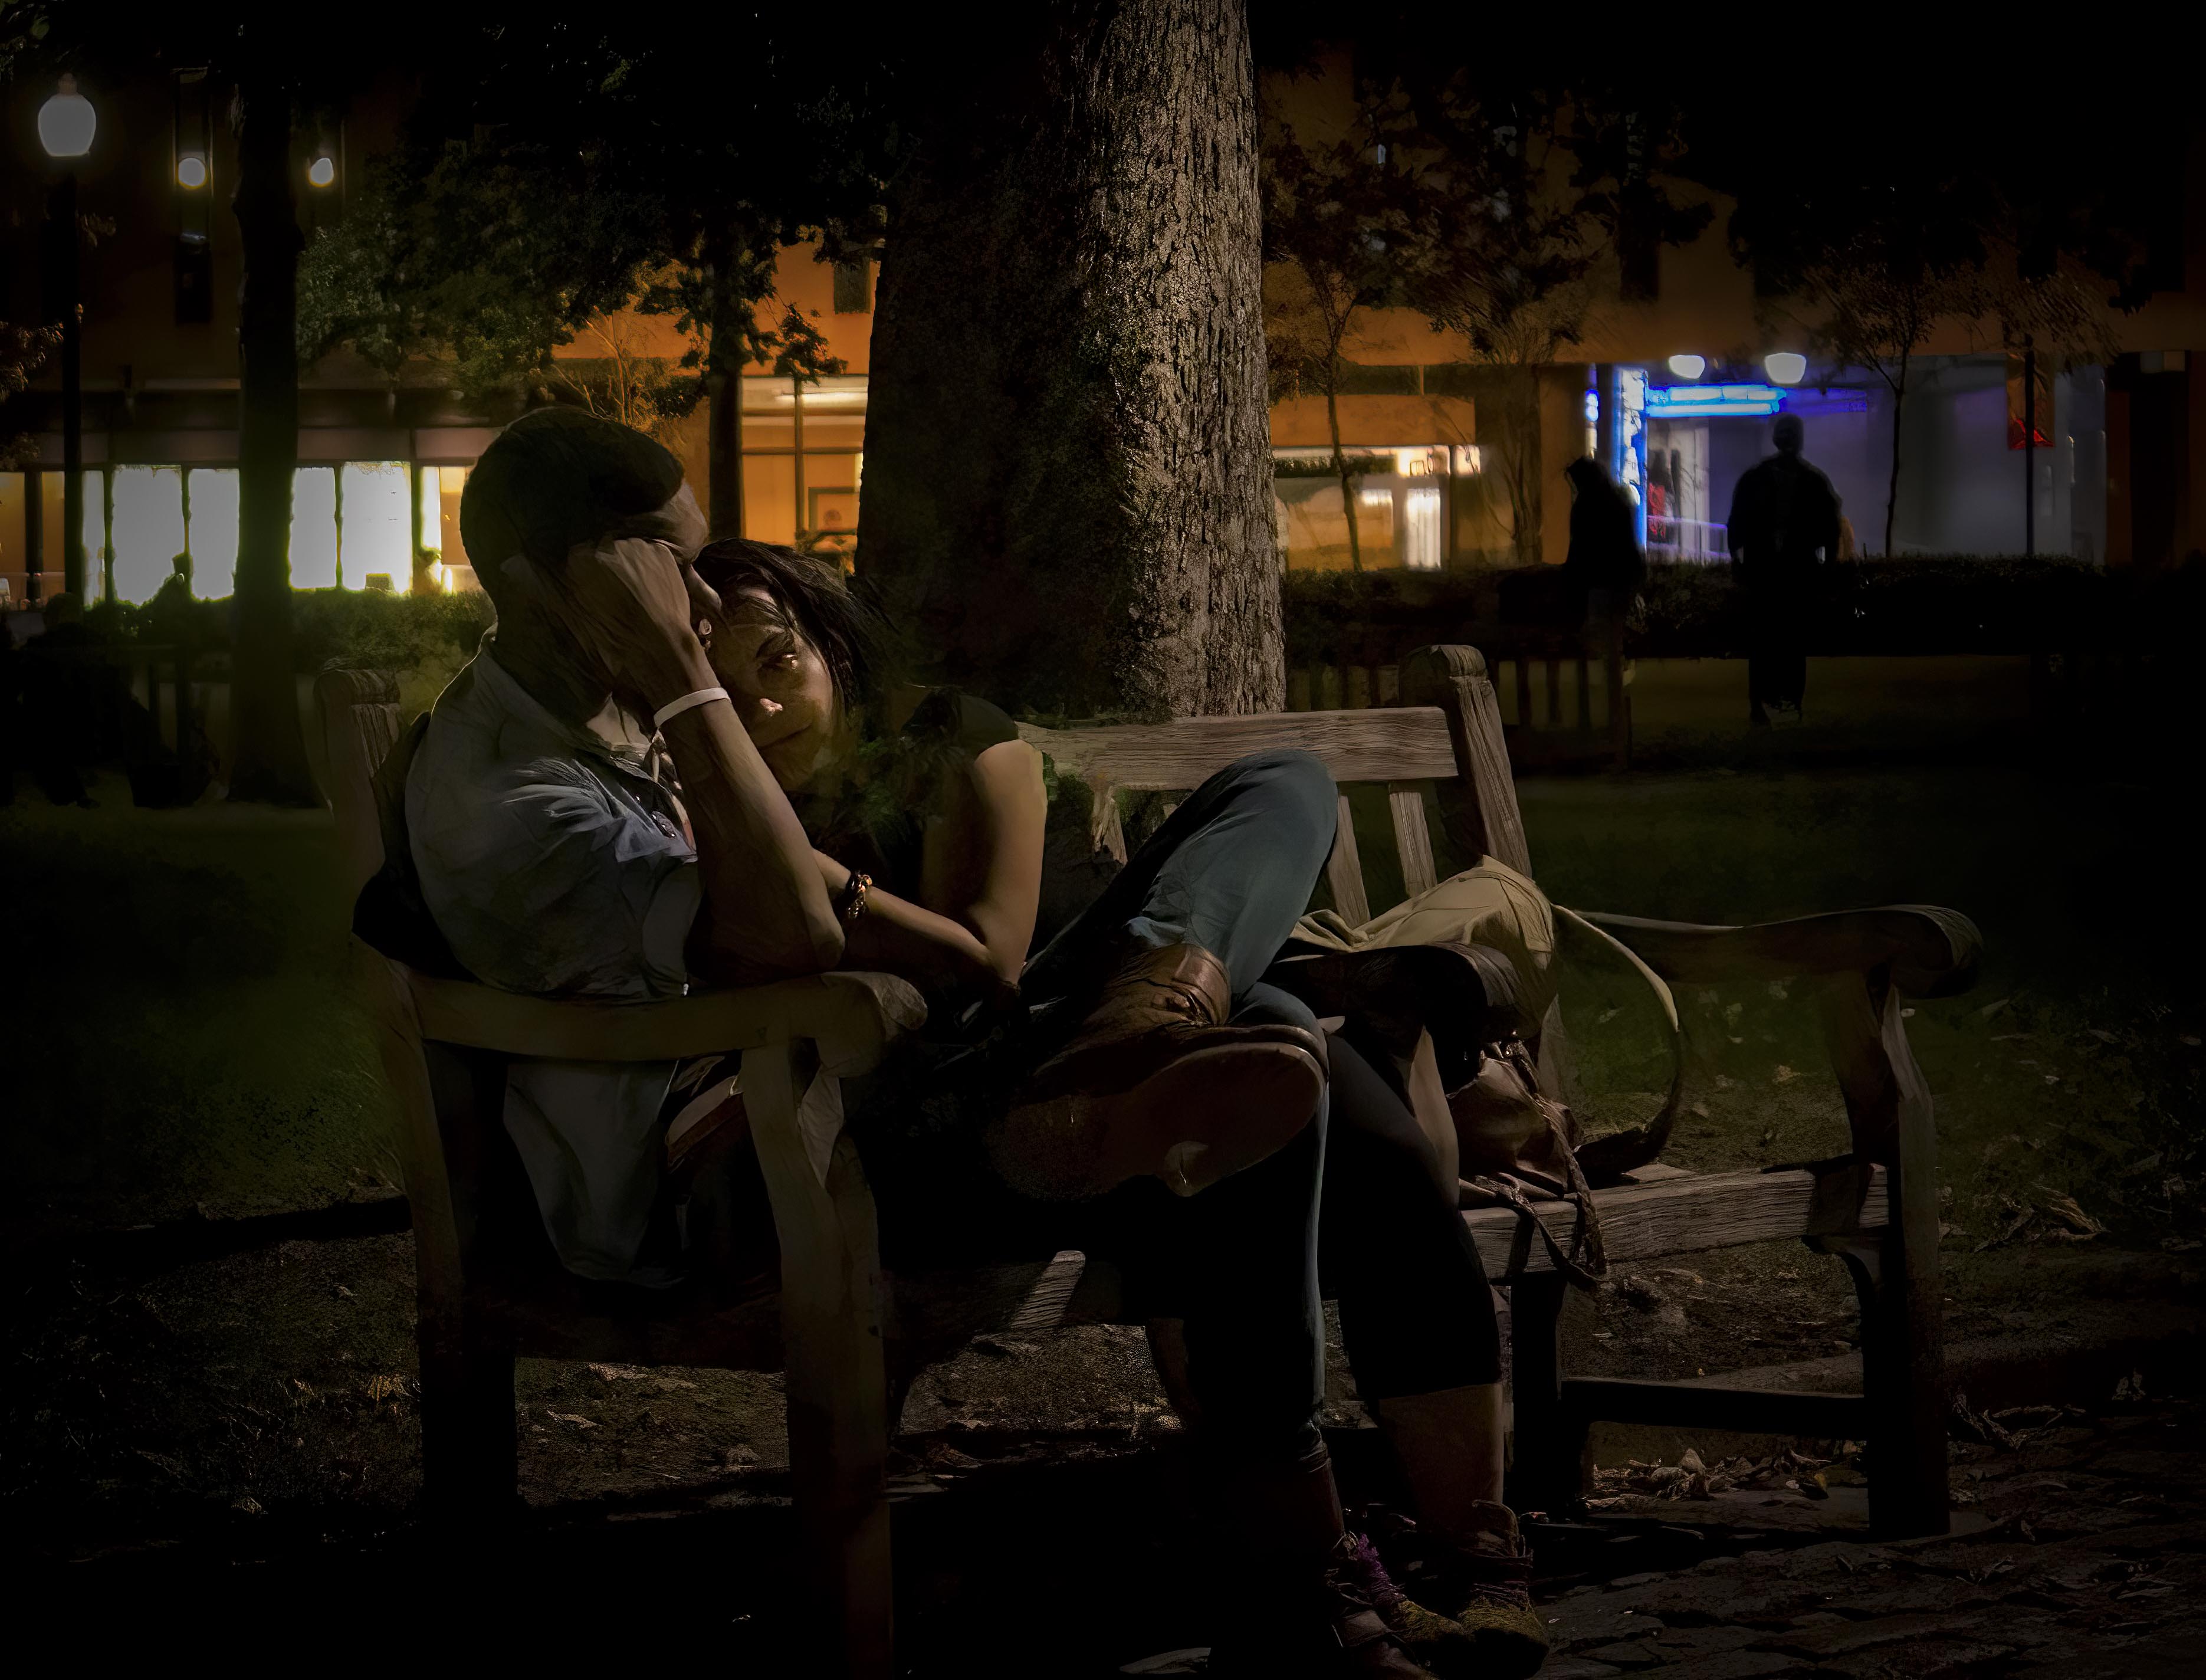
[[988, 943, 1324, 1200], [1207, 1445, 1438, 1679]]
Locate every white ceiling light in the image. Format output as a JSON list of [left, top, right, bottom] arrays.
[[38, 74, 97, 160], [1764, 352, 1808, 386], [176, 153, 208, 189], [1667, 354, 1706, 380]]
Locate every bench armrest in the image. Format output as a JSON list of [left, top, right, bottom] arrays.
[[349, 939, 927, 1076], [1569, 905, 1981, 999]]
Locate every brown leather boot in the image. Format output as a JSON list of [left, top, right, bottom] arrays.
[[1206, 1445, 1439, 1679], [987, 943, 1325, 1200]]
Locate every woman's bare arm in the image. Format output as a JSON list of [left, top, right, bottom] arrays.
[[921, 740, 1048, 985]]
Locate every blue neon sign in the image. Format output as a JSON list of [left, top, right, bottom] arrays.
[[1645, 383, 1787, 418]]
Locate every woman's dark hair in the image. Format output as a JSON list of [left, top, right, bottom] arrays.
[[692, 540, 890, 718]]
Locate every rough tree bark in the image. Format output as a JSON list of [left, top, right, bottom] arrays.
[[227, 70, 319, 805], [860, 0, 1280, 720]]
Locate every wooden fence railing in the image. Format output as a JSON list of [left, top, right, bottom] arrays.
[[1288, 626, 1633, 770]]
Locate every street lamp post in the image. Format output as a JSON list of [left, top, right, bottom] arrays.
[[39, 74, 96, 605]]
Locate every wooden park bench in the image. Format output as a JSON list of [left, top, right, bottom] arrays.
[[320, 643, 1978, 1679]]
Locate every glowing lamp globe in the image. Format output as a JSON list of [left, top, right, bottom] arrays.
[[176, 153, 208, 189], [307, 155, 336, 188], [38, 75, 96, 160], [1764, 352, 1808, 386], [1667, 354, 1707, 380]]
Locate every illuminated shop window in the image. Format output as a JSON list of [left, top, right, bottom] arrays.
[[186, 468, 239, 598], [1403, 486, 1443, 571], [421, 464, 475, 589], [341, 462, 412, 588], [111, 466, 187, 604], [290, 467, 339, 588], [38, 472, 109, 587]]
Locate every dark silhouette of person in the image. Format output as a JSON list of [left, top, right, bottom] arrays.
[[1561, 455, 1647, 641], [1727, 413, 1841, 725]]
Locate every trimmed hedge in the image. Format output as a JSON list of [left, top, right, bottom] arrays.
[[1283, 556, 2206, 665], [82, 587, 495, 674]]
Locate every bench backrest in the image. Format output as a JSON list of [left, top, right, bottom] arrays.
[[315, 667, 405, 899], [312, 643, 1532, 931], [1019, 644, 1529, 926]]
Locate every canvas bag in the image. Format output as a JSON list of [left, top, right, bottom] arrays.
[[1293, 858, 1686, 1284]]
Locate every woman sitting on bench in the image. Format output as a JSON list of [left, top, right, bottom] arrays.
[[681, 539, 1550, 1680]]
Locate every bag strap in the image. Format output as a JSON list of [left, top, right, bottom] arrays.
[[1470, 1037, 1609, 1291], [1552, 903, 1686, 1180]]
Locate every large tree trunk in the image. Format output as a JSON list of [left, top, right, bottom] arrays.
[[227, 73, 319, 805], [861, 0, 1279, 720]]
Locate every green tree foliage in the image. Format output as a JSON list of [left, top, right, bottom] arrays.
[[1278, 57, 1708, 566], [1260, 122, 1413, 571], [296, 18, 897, 536], [0, 320, 60, 468]]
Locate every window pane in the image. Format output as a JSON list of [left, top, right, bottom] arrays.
[[186, 468, 239, 598], [340, 462, 412, 589], [111, 466, 188, 604], [41, 472, 109, 589], [290, 467, 339, 589], [0, 472, 25, 606], [742, 454, 796, 545], [435, 465, 477, 589], [1404, 485, 1443, 570]]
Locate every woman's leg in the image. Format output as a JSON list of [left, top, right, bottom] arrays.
[[1085, 1026, 1432, 1676], [1322, 1032, 1549, 1678], [1022, 747, 1340, 1004], [1320, 1032, 1506, 1513], [991, 752, 1342, 1201]]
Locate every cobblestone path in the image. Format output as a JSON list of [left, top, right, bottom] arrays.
[[1540, 1396, 2205, 1678]]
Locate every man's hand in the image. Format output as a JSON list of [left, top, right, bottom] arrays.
[[539, 537, 724, 714]]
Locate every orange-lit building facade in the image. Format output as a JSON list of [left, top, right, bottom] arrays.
[[6, 60, 2206, 609]]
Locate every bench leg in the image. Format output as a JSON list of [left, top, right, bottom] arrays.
[[419, 1343, 517, 1517], [747, 1042, 894, 1680], [1824, 974, 1951, 1540], [1505, 1274, 1585, 1515]]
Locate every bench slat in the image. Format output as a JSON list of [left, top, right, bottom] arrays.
[[1017, 708, 1457, 790], [1465, 1162, 1886, 1277], [1388, 784, 1439, 900], [1325, 793, 1373, 927]]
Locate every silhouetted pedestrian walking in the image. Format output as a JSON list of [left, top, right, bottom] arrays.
[[1562, 455, 1646, 642], [1728, 414, 1841, 724]]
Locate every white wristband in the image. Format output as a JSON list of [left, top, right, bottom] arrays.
[[652, 687, 731, 730]]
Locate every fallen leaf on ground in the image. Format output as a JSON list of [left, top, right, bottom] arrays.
[[586, 1363, 650, 1382], [546, 1410, 598, 1429]]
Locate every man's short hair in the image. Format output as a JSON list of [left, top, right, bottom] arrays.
[[460, 408, 687, 605], [1772, 414, 1805, 454]]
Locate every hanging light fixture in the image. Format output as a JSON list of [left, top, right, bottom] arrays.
[[1667, 354, 1707, 380], [1764, 352, 1808, 386], [38, 74, 97, 159]]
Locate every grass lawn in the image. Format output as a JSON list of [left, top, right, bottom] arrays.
[[4, 739, 2200, 1575], [7, 746, 2200, 1249], [1, 783, 392, 1233]]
